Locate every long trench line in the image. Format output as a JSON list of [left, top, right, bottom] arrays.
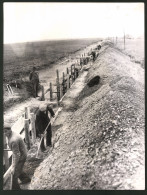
[[20, 67, 90, 190]]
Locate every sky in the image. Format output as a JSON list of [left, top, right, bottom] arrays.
[[4, 2, 144, 43]]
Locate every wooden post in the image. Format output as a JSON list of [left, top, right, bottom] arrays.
[[70, 65, 73, 84], [67, 74, 70, 90], [62, 72, 65, 95], [30, 113, 36, 144], [56, 70, 60, 104], [60, 83, 63, 98], [25, 107, 29, 119], [50, 82, 53, 101], [3, 134, 9, 171], [67, 67, 69, 74], [24, 119, 31, 150], [57, 70, 60, 100], [80, 58, 82, 69], [41, 85, 45, 101], [71, 65, 75, 83], [73, 64, 76, 80], [124, 31, 125, 50]]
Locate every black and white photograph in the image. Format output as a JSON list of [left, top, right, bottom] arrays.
[[3, 2, 144, 190]]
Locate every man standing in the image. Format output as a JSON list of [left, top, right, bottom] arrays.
[[35, 103, 55, 151], [4, 123, 31, 190], [29, 67, 39, 98], [91, 51, 96, 61]]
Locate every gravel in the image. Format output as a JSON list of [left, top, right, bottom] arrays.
[[15, 41, 146, 190]]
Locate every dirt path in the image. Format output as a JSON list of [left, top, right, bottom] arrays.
[[3, 42, 99, 127]]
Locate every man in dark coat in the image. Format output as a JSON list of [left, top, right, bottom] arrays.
[[91, 51, 96, 61], [4, 123, 31, 190], [35, 103, 55, 151], [29, 67, 39, 98]]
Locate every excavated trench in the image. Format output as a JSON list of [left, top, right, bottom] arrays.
[[4, 41, 145, 190]]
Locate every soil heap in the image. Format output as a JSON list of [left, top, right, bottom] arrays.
[[29, 42, 144, 190]]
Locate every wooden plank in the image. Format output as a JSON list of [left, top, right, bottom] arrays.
[[11, 115, 24, 134], [3, 165, 13, 184], [56, 70, 60, 104], [41, 85, 45, 101], [25, 107, 29, 119], [30, 113, 36, 144], [3, 134, 9, 170], [24, 119, 31, 150], [67, 67, 69, 74]]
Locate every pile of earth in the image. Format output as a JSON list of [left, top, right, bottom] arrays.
[[29, 42, 144, 190], [4, 41, 144, 190]]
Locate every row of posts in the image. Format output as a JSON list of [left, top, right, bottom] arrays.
[[49, 53, 93, 105], [39, 48, 97, 104], [51, 63, 79, 104], [3, 44, 99, 180]]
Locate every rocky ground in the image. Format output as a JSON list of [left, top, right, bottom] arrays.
[[28, 41, 144, 190], [3, 40, 145, 190]]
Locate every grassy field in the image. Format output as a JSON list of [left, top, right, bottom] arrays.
[[3, 38, 101, 82], [115, 38, 144, 67]]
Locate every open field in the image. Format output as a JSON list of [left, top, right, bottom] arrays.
[[115, 38, 144, 67], [3, 38, 101, 82], [3, 38, 102, 110]]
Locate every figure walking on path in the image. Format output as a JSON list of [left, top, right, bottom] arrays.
[[29, 67, 39, 98], [4, 123, 31, 190], [35, 103, 55, 151]]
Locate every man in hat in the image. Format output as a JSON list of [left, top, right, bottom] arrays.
[[29, 67, 39, 98], [91, 51, 96, 61], [3, 123, 31, 190], [35, 103, 55, 151]]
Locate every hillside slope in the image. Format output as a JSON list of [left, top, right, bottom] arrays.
[[30, 42, 145, 190]]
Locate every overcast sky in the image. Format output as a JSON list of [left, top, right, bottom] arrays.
[[4, 2, 144, 43]]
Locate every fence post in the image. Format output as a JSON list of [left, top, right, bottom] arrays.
[[25, 107, 29, 119], [41, 85, 45, 101], [60, 83, 63, 99], [80, 58, 82, 69], [73, 64, 75, 80], [71, 65, 74, 83], [24, 107, 31, 150], [50, 82, 53, 101], [56, 70, 60, 104], [62, 72, 65, 95], [67, 73, 70, 90], [3, 133, 9, 171], [67, 67, 69, 74], [30, 113, 36, 144], [24, 119, 31, 150]]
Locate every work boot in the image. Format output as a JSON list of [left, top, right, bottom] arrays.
[[20, 177, 31, 184]]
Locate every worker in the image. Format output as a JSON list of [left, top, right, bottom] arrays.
[[91, 51, 96, 61], [29, 67, 39, 98], [35, 103, 55, 151], [4, 123, 31, 190]]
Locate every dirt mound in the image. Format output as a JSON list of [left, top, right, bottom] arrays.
[[28, 43, 145, 189]]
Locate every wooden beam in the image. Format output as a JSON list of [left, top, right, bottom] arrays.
[[24, 119, 31, 150]]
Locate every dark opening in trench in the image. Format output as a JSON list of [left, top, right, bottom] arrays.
[[87, 75, 100, 87]]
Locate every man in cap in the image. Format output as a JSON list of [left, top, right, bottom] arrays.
[[3, 123, 31, 190], [29, 67, 39, 98], [35, 103, 55, 151]]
